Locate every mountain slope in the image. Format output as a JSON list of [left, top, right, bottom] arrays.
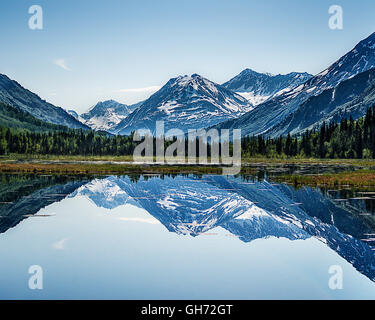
[[269, 68, 375, 136], [215, 32, 375, 137], [0, 74, 89, 129], [80, 100, 139, 132], [0, 102, 74, 132], [222, 69, 312, 106], [114, 74, 252, 135]]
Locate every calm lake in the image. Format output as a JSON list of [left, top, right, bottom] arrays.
[[0, 171, 375, 299]]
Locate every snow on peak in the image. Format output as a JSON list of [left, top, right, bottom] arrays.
[[222, 69, 312, 106], [80, 99, 139, 132], [115, 73, 253, 135]]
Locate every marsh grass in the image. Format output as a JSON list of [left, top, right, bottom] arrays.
[[3, 154, 375, 167], [271, 170, 375, 187], [2, 154, 375, 186], [0, 162, 258, 175]]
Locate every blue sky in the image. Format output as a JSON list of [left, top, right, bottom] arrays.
[[1, 0, 375, 113]]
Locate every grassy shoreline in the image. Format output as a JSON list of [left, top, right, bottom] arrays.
[[2, 153, 375, 165], [0, 162, 259, 175], [1, 155, 375, 187], [2, 154, 375, 167], [270, 170, 375, 188]]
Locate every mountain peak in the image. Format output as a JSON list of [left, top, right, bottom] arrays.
[[172, 73, 209, 87], [164, 73, 236, 101], [222, 69, 312, 106], [81, 99, 138, 132], [237, 69, 273, 78], [114, 73, 252, 135], [87, 99, 127, 113]]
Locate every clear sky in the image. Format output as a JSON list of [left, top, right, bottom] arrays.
[[1, 0, 375, 113]]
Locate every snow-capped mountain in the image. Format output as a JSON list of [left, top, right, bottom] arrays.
[[114, 74, 252, 135], [0, 74, 89, 129], [80, 100, 140, 132], [215, 32, 375, 137], [222, 69, 312, 106], [268, 68, 375, 136]]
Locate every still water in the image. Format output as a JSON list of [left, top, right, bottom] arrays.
[[0, 173, 375, 299]]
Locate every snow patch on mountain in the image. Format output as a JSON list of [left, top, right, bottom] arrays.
[[236, 91, 271, 106]]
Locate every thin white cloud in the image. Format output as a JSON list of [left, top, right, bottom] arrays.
[[116, 86, 161, 93], [53, 58, 71, 71], [52, 237, 70, 250]]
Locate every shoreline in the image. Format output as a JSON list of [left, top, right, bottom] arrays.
[[1, 157, 375, 187], [3, 154, 375, 166]]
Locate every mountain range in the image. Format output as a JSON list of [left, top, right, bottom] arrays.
[[215, 32, 375, 137], [77, 71, 312, 135], [2, 32, 375, 138], [222, 69, 312, 106], [83, 32, 375, 137]]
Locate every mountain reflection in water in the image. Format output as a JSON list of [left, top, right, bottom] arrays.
[[0, 173, 375, 298]]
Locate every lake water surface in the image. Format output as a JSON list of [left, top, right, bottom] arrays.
[[0, 172, 375, 299]]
